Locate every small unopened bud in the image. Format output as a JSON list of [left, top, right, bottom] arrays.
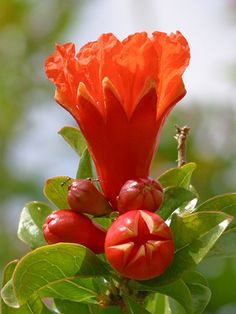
[[117, 178, 163, 214], [43, 210, 106, 253], [67, 179, 112, 216]]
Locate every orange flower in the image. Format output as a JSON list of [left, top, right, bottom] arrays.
[[45, 32, 190, 208]]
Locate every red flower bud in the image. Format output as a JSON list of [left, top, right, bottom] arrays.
[[117, 178, 163, 214], [43, 210, 106, 253], [67, 179, 112, 216], [105, 210, 174, 280]]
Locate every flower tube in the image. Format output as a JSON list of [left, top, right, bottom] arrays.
[[45, 32, 190, 208]]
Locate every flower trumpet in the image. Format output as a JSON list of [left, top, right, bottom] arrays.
[[45, 32, 190, 208]]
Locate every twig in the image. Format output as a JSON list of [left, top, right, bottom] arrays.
[[174, 125, 190, 167]]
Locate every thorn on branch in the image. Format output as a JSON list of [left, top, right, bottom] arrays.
[[174, 125, 190, 167]]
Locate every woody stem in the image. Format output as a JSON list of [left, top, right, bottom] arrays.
[[174, 125, 190, 167]]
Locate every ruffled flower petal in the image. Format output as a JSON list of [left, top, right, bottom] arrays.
[[44, 31, 190, 207]]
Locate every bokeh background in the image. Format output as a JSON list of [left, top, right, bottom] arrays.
[[0, 0, 235, 313]]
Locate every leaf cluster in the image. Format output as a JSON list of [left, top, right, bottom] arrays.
[[1, 126, 236, 314]]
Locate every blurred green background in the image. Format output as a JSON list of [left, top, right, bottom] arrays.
[[0, 1, 235, 313]]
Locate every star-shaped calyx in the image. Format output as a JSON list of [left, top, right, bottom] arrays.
[[105, 210, 174, 280]]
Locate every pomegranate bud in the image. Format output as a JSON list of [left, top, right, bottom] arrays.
[[43, 210, 106, 253], [67, 179, 112, 216], [117, 178, 163, 214]]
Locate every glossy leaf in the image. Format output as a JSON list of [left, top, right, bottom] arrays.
[[54, 300, 91, 314], [55, 299, 121, 314], [196, 193, 236, 229], [17, 201, 53, 248], [158, 187, 197, 220], [1, 261, 53, 314], [145, 293, 170, 314], [158, 163, 196, 189], [162, 216, 231, 285], [1, 279, 19, 308], [169, 298, 186, 314], [187, 283, 211, 314], [155, 280, 192, 314], [58, 126, 87, 156], [93, 217, 112, 229], [182, 271, 208, 287], [1, 261, 19, 311], [182, 271, 211, 314], [38, 277, 97, 304], [76, 148, 94, 179], [1, 260, 17, 287], [88, 304, 122, 314], [124, 295, 150, 314], [133, 280, 192, 314], [207, 227, 236, 258], [43, 176, 73, 209], [170, 212, 232, 250], [92, 276, 112, 295], [41, 305, 57, 314], [12, 243, 108, 305]]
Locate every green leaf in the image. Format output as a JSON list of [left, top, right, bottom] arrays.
[[158, 163, 196, 189], [55, 299, 121, 314], [1, 261, 18, 286], [58, 126, 87, 156], [145, 293, 170, 314], [41, 305, 57, 314], [1, 279, 19, 308], [39, 277, 98, 304], [76, 148, 94, 179], [170, 212, 232, 250], [158, 187, 197, 220], [135, 273, 211, 314], [187, 283, 211, 314], [92, 276, 112, 295], [124, 295, 150, 314], [182, 271, 208, 287], [169, 299, 186, 314], [182, 271, 211, 314], [1, 261, 19, 310], [54, 299, 91, 314], [196, 193, 236, 229], [162, 215, 231, 284], [93, 217, 112, 229], [43, 176, 73, 209], [134, 280, 192, 314], [17, 201, 53, 248], [154, 280, 192, 314], [88, 304, 122, 314], [59, 126, 97, 181], [207, 227, 236, 258], [130, 211, 232, 288], [1, 261, 53, 314], [12, 243, 109, 305]]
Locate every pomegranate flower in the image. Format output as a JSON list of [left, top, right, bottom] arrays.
[[45, 32, 190, 208]]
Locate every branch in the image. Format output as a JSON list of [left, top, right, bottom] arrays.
[[174, 125, 190, 167]]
